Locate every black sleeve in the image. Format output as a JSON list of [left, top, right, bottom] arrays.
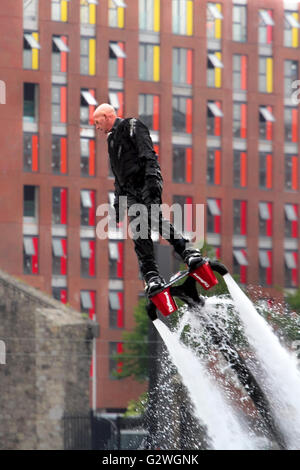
[[133, 119, 162, 180]]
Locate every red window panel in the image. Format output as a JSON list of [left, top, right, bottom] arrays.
[[89, 240, 95, 276], [266, 250, 272, 285], [266, 154, 272, 189], [241, 103, 247, 138], [61, 289, 67, 304], [266, 203, 272, 237], [89, 191, 96, 226], [186, 148, 192, 183], [214, 199, 221, 234], [116, 342, 123, 374], [117, 292, 124, 328], [266, 11, 273, 44], [292, 156, 298, 191], [117, 92, 124, 118], [214, 150, 221, 185], [32, 237, 39, 274], [292, 108, 298, 143], [241, 56, 247, 90], [186, 49, 193, 85], [240, 152, 247, 187], [88, 89, 96, 125], [117, 42, 125, 78], [89, 139, 95, 176], [240, 201, 247, 235], [292, 252, 298, 286], [60, 188, 67, 224], [240, 249, 247, 284], [89, 291, 96, 320], [214, 102, 222, 137], [153, 95, 160, 131], [32, 134, 39, 172], [60, 86, 67, 123], [185, 197, 193, 233], [117, 242, 124, 278], [215, 247, 221, 259], [186, 98, 192, 134], [266, 106, 273, 141], [60, 238, 67, 275], [60, 136, 67, 174], [154, 144, 160, 164], [60, 36, 68, 73], [292, 204, 298, 238]]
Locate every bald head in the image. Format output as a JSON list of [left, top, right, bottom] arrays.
[[93, 103, 117, 136]]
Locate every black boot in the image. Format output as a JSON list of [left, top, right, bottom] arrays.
[[182, 248, 204, 270], [144, 271, 165, 296]]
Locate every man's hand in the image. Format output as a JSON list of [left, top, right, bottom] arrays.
[[141, 176, 163, 205]]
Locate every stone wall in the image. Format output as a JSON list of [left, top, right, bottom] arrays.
[[0, 269, 92, 450]]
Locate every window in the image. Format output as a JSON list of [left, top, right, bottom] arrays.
[[23, 133, 39, 172], [173, 48, 193, 85], [173, 96, 192, 133], [259, 56, 273, 93], [51, 0, 68, 22], [80, 89, 98, 125], [207, 52, 223, 88], [52, 188, 67, 225], [80, 239, 96, 277], [52, 136, 67, 174], [139, 0, 159, 32], [109, 0, 126, 28], [233, 200, 247, 235], [52, 237, 67, 275], [173, 195, 193, 235], [259, 153, 272, 189], [139, 94, 160, 131], [80, 0, 97, 25], [109, 42, 126, 79], [139, 43, 160, 82], [259, 106, 275, 140], [173, 0, 193, 36], [206, 198, 221, 234], [284, 203, 298, 238], [52, 36, 69, 73], [80, 290, 96, 317], [233, 151, 247, 188], [233, 249, 248, 284], [232, 4, 247, 42], [23, 0, 38, 27], [23, 236, 39, 274], [23, 83, 38, 123], [259, 249, 272, 286], [207, 3, 223, 39], [285, 251, 298, 288], [285, 154, 298, 191], [172, 146, 192, 183], [109, 242, 124, 279], [80, 37, 96, 76], [52, 85, 67, 123], [207, 101, 222, 136], [109, 291, 124, 328], [23, 32, 40, 70], [233, 102, 247, 138], [284, 60, 298, 97], [284, 11, 300, 48], [80, 190, 96, 226], [259, 202, 272, 237], [284, 106, 298, 142], [109, 90, 124, 118], [233, 54, 247, 91], [53, 287, 67, 304], [109, 342, 123, 379], [80, 138, 96, 177], [207, 149, 221, 185], [258, 9, 274, 45], [24, 185, 38, 219]]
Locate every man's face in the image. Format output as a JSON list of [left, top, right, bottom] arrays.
[[94, 112, 112, 136]]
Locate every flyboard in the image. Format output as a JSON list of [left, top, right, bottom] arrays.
[[146, 258, 286, 449]]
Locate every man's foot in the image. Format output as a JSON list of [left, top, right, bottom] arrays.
[[182, 248, 204, 270], [144, 271, 166, 296]]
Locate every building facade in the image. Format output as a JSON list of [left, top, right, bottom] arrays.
[[0, 0, 300, 411]]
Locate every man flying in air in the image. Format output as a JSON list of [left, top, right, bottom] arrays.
[[93, 103, 202, 295]]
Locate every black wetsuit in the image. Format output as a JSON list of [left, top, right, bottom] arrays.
[[107, 117, 186, 279]]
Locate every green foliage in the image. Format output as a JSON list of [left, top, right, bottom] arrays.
[[285, 288, 300, 315], [123, 392, 148, 417], [112, 297, 150, 382]]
